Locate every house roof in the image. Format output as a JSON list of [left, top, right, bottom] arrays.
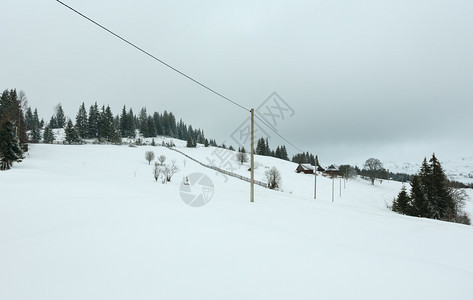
[[299, 163, 314, 170], [325, 165, 339, 172]]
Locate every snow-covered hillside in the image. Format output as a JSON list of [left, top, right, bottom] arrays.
[[1, 143, 473, 299]]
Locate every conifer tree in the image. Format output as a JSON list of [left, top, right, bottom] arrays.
[[75, 103, 88, 138], [65, 119, 80, 144], [0, 120, 24, 170], [43, 125, 55, 144], [147, 116, 156, 138], [153, 112, 163, 136], [88, 103, 99, 138], [55, 104, 66, 128], [25, 107, 34, 131], [392, 184, 411, 214], [409, 175, 428, 217], [139, 107, 149, 137]]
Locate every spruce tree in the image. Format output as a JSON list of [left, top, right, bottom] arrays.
[[25, 107, 34, 131], [392, 184, 411, 214], [153, 112, 163, 136], [55, 104, 66, 128], [75, 103, 88, 138], [409, 175, 428, 217], [429, 154, 455, 220], [280, 146, 289, 161], [256, 137, 266, 155], [65, 119, 80, 144], [43, 125, 55, 144], [0, 120, 24, 170], [88, 103, 99, 139]]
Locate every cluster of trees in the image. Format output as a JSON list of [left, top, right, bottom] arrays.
[[291, 152, 318, 166], [0, 89, 25, 170], [255, 137, 289, 160], [21, 100, 209, 146], [336, 159, 413, 185], [392, 154, 470, 225]]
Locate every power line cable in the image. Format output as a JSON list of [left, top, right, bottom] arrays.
[[56, 0, 306, 154], [254, 114, 304, 153], [56, 0, 249, 113]]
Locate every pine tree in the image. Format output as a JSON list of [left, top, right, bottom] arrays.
[[25, 107, 34, 131], [43, 125, 55, 144], [55, 104, 66, 128], [187, 135, 196, 148], [168, 112, 177, 137], [392, 184, 411, 214], [88, 103, 99, 139], [429, 154, 455, 220], [29, 108, 41, 143], [280, 145, 289, 161], [0, 89, 28, 143], [256, 137, 266, 155], [75, 103, 88, 138], [65, 119, 80, 144], [409, 175, 428, 217], [49, 115, 58, 129], [153, 112, 163, 136], [146, 116, 155, 138], [0, 120, 24, 170], [139, 107, 149, 138]]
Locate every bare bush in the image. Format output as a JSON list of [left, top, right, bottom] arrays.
[[158, 155, 166, 165], [163, 161, 179, 183], [235, 152, 249, 165], [153, 162, 162, 182], [145, 151, 155, 165], [265, 166, 281, 190]]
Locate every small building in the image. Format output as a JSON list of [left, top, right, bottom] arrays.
[[325, 165, 339, 177], [296, 164, 315, 174]]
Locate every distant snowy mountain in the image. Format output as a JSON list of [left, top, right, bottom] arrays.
[[383, 157, 473, 184]]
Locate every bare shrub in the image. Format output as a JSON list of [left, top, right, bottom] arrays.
[[145, 151, 155, 165], [265, 166, 281, 190]]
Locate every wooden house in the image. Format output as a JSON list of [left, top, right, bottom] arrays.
[[296, 164, 315, 174]]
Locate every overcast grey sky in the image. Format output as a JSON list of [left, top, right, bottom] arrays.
[[2, 0, 472, 166]]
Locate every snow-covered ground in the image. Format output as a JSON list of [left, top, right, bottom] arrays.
[[1, 143, 473, 299]]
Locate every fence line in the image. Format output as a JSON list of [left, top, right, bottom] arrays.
[[167, 147, 268, 188]]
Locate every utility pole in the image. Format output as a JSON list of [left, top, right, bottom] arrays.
[[340, 177, 342, 197], [250, 109, 254, 203], [332, 176, 334, 203], [314, 156, 317, 199]]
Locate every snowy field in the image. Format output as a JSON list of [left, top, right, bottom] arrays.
[[1, 143, 473, 299]]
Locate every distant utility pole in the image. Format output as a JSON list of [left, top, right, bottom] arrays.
[[314, 156, 317, 199], [340, 177, 342, 197], [250, 108, 254, 203], [332, 177, 335, 203]]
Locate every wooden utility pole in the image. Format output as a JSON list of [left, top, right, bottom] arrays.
[[250, 109, 254, 203], [332, 177, 334, 202], [340, 177, 342, 197], [314, 156, 317, 199]]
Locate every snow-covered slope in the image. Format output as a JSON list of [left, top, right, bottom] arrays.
[[1, 144, 473, 300]]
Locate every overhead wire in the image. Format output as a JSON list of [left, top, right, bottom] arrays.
[[56, 0, 306, 154]]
